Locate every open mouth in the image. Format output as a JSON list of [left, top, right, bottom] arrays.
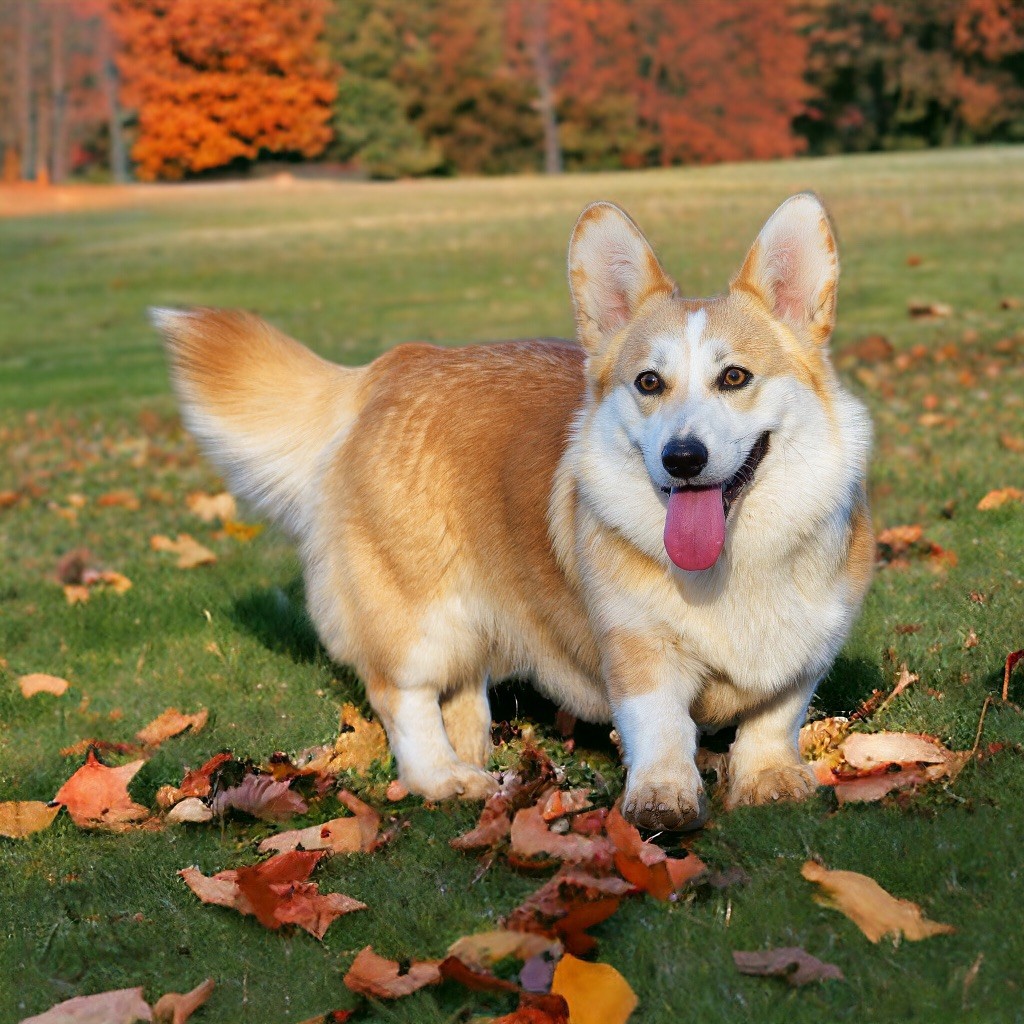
[[661, 431, 771, 571]]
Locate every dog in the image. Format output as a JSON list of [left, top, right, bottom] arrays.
[[154, 192, 873, 831]]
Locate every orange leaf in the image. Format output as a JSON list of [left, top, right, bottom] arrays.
[[539, 788, 591, 821], [304, 703, 389, 775], [801, 861, 955, 942], [257, 794, 379, 855], [550, 954, 637, 1024], [0, 800, 60, 839], [977, 487, 1024, 510], [343, 946, 441, 999], [153, 978, 215, 1024], [150, 533, 217, 568], [136, 708, 208, 747], [18, 673, 70, 698], [510, 804, 611, 865], [53, 750, 149, 829]]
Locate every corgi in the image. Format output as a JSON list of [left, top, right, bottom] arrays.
[[154, 193, 873, 831]]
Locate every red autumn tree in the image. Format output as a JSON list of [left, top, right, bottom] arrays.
[[108, 0, 336, 180]]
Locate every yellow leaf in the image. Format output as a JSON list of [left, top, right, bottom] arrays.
[[551, 953, 637, 1024], [801, 861, 955, 942], [136, 707, 208, 746], [305, 703, 389, 775], [186, 490, 237, 523], [0, 800, 60, 838], [977, 487, 1024, 511], [18, 673, 70, 698], [151, 533, 217, 569]]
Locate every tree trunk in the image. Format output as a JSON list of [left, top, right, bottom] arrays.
[[50, 0, 69, 183], [16, 0, 34, 181], [529, 0, 562, 175], [99, 14, 129, 183]]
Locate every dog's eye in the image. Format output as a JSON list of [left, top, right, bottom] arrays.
[[635, 371, 665, 395], [718, 366, 751, 390]]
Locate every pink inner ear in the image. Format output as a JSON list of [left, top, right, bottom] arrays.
[[766, 241, 807, 323]]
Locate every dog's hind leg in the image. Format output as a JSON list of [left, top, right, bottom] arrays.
[[365, 671, 498, 801], [441, 675, 494, 768]]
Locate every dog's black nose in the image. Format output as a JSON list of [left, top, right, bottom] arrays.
[[662, 437, 709, 479]]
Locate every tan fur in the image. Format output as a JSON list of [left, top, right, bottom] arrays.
[[155, 193, 872, 829]]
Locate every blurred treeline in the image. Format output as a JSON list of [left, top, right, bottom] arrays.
[[1, 0, 1022, 183]]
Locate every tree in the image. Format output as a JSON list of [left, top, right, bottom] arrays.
[[108, 0, 337, 180]]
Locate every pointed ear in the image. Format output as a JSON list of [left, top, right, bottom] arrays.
[[567, 202, 676, 353], [731, 193, 839, 347]]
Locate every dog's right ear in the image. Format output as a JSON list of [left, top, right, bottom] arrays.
[[567, 202, 676, 354]]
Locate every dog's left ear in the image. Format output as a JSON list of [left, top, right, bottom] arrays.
[[731, 193, 839, 347], [568, 201, 676, 353]]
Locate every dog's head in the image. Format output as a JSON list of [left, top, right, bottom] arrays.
[[568, 194, 854, 572]]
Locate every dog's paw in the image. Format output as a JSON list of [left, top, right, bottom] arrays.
[[727, 760, 816, 809], [622, 774, 707, 832], [406, 761, 498, 802]]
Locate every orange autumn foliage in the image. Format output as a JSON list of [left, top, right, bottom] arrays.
[[108, 0, 336, 180]]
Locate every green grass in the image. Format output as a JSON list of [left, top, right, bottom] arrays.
[[2, 146, 1024, 1024]]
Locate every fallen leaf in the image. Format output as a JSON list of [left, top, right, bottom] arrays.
[[977, 487, 1024, 511], [0, 489, 20, 509], [178, 752, 235, 799], [257, 793, 379, 855], [180, 850, 365, 939], [0, 800, 60, 838], [1005, 649, 1024, 701], [604, 806, 705, 900], [221, 520, 263, 542], [304, 703, 389, 775], [732, 947, 844, 986], [152, 979, 215, 1024], [539, 788, 591, 821], [801, 860, 955, 942], [510, 804, 611, 865], [491, 993, 570, 1024], [343, 946, 441, 999], [19, 987, 153, 1024], [1000, 433, 1024, 454], [293, 1013, 354, 1024], [876, 524, 922, 552], [1000, 297, 1022, 310], [386, 779, 409, 801], [447, 930, 561, 971], [798, 717, 849, 761], [136, 708, 208, 747], [150, 534, 217, 569], [550, 954, 637, 1024], [54, 750, 149, 829], [97, 489, 141, 510], [451, 792, 512, 851], [186, 491, 237, 523], [964, 630, 979, 649], [841, 731, 949, 770], [165, 798, 214, 825], [64, 584, 91, 604], [18, 673, 70, 698], [908, 301, 952, 319], [210, 773, 308, 821], [438, 955, 521, 993]]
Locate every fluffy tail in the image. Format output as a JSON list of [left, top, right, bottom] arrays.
[[152, 307, 361, 539]]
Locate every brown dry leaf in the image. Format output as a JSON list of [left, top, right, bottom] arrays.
[[178, 752, 235, 800], [964, 629, 979, 650], [186, 491, 237, 523], [491, 993, 570, 1024], [19, 987, 153, 1024], [550, 953, 637, 1024], [539, 788, 591, 821], [510, 804, 611, 865], [438, 955, 521, 994], [801, 860, 955, 942], [257, 798, 377, 855], [733, 947, 844, 986], [451, 791, 512, 851], [908, 301, 952, 319], [152, 979, 215, 1024], [209, 772, 308, 821], [165, 798, 214, 825], [150, 534, 217, 569], [977, 487, 1024, 511], [447, 929, 562, 971], [53, 750, 149, 829], [999, 433, 1024, 454], [0, 800, 60, 838], [0, 489, 20, 509], [19, 673, 70, 698], [305, 703, 389, 775], [876, 524, 923, 551], [97, 489, 141, 511], [1000, 297, 1022, 310], [605, 806, 706, 900], [343, 946, 441, 999], [180, 850, 365, 939], [136, 708, 208, 747]]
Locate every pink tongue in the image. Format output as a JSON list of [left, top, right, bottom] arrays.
[[664, 486, 726, 571]]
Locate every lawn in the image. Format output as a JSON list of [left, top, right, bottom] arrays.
[[1, 146, 1023, 1024]]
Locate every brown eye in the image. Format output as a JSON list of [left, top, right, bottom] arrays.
[[635, 371, 664, 395], [719, 366, 751, 390]]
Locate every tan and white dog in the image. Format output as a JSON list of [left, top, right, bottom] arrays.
[[154, 192, 873, 831]]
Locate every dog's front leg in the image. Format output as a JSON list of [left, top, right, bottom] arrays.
[[726, 677, 818, 808], [366, 673, 498, 802], [606, 638, 706, 831]]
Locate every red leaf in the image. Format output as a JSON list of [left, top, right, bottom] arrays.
[[53, 750, 150, 829], [343, 946, 441, 999]]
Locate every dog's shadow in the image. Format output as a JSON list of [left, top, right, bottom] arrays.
[[231, 578, 326, 665], [814, 654, 885, 717]]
